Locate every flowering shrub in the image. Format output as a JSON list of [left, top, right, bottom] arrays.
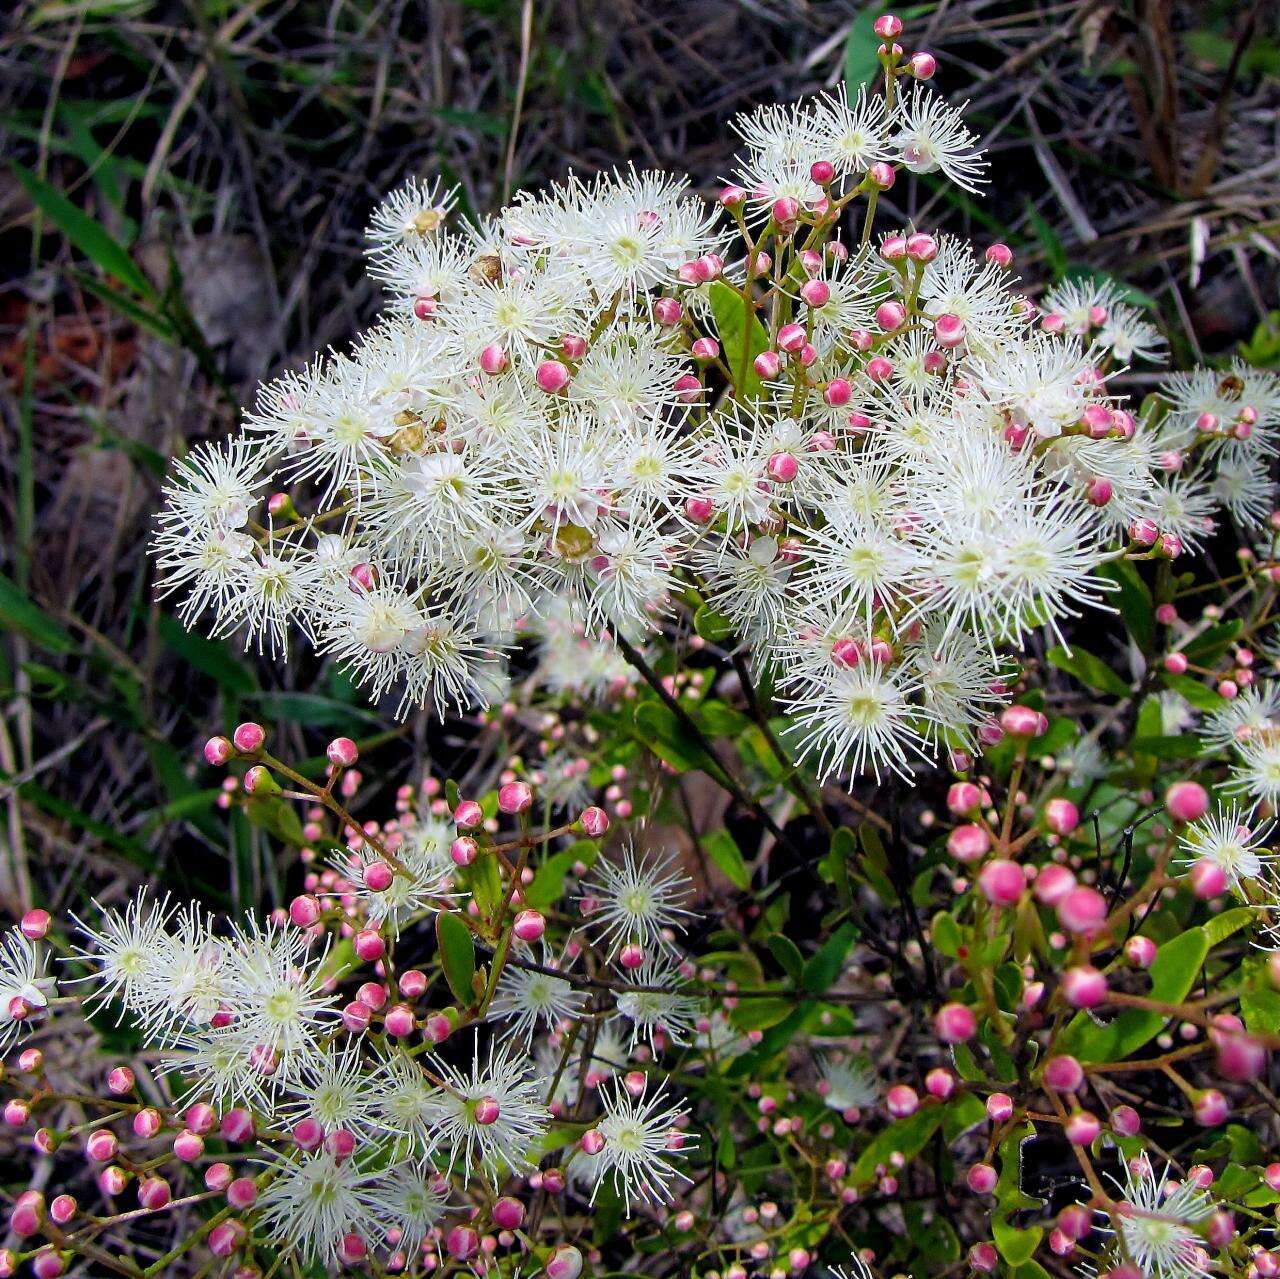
[[4, 13, 1280, 1279]]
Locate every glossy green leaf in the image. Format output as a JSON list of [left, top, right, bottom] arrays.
[[709, 280, 769, 401], [1047, 644, 1130, 697], [703, 828, 750, 890], [436, 912, 477, 1007], [767, 934, 805, 984], [13, 161, 153, 297], [801, 922, 859, 992]]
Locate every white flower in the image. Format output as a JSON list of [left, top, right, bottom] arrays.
[[818, 1055, 879, 1113], [492, 951, 588, 1041], [365, 175, 458, 250], [1176, 805, 1274, 896], [890, 86, 987, 192], [422, 1040, 551, 1181], [1202, 684, 1280, 751], [70, 893, 175, 1017], [583, 1078, 690, 1211], [219, 917, 339, 1085], [0, 928, 50, 1051], [360, 1162, 449, 1257], [614, 955, 700, 1050], [283, 1044, 380, 1133], [256, 1149, 381, 1264], [1106, 1159, 1214, 1279], [782, 661, 934, 782], [581, 846, 695, 955]]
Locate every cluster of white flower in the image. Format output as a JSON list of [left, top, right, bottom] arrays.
[[10, 840, 699, 1265], [152, 58, 1278, 789]]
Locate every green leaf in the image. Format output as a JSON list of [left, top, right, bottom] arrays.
[[843, 2, 888, 92], [942, 1092, 987, 1142], [632, 700, 710, 775], [767, 934, 805, 984], [1046, 644, 1130, 697], [524, 841, 598, 910], [71, 269, 175, 342], [1060, 927, 1209, 1062], [12, 161, 154, 298], [157, 616, 257, 696], [436, 912, 477, 1007], [801, 922, 859, 992], [1241, 987, 1280, 1037], [1099, 559, 1153, 652], [730, 997, 795, 1031], [931, 911, 962, 958], [703, 828, 750, 890], [709, 280, 769, 401], [1201, 906, 1254, 946], [249, 692, 382, 728], [852, 1108, 942, 1184], [1161, 672, 1226, 712], [1130, 735, 1201, 760], [0, 575, 75, 654], [993, 1221, 1042, 1267], [693, 605, 737, 644], [244, 795, 305, 846]]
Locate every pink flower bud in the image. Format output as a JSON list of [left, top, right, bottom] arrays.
[[946, 823, 989, 863], [978, 859, 1024, 906], [580, 1128, 605, 1155], [479, 344, 508, 375], [865, 355, 893, 381], [766, 452, 799, 483], [493, 1197, 525, 1230], [810, 160, 835, 185], [498, 781, 533, 814], [208, 1221, 247, 1258], [454, 799, 483, 829], [546, 1245, 584, 1279], [885, 1084, 918, 1117], [384, 1005, 415, 1037], [1065, 1110, 1100, 1145], [966, 1162, 997, 1194], [579, 806, 609, 837], [718, 186, 747, 208], [1163, 651, 1188, 674], [772, 196, 800, 225], [868, 161, 898, 192], [985, 242, 1013, 267], [289, 894, 321, 928], [220, 1109, 255, 1144], [353, 929, 385, 963], [232, 722, 265, 753], [1085, 476, 1113, 506], [823, 378, 852, 407], [684, 496, 715, 524], [777, 322, 806, 353], [934, 313, 966, 347], [983, 1090, 1013, 1121], [535, 360, 571, 394], [1043, 1055, 1084, 1093], [800, 278, 831, 308], [875, 301, 907, 331], [424, 1012, 452, 1044], [1062, 966, 1108, 1009], [474, 1096, 501, 1126], [946, 782, 982, 815], [1056, 886, 1107, 935], [132, 1108, 161, 1139], [1001, 704, 1047, 738], [337, 1235, 367, 1265], [86, 1129, 118, 1161], [909, 50, 937, 78], [138, 1176, 171, 1210], [1193, 1088, 1228, 1126], [107, 1066, 135, 1094], [173, 1129, 204, 1162], [1129, 517, 1159, 546], [880, 234, 908, 261], [935, 1002, 977, 1043], [619, 942, 645, 969], [342, 999, 372, 1034], [1124, 935, 1157, 968], [754, 350, 782, 380], [513, 909, 546, 942], [204, 736, 233, 765], [1189, 858, 1227, 899], [1044, 798, 1079, 835], [1165, 780, 1208, 824], [326, 737, 358, 768], [363, 860, 394, 893], [691, 336, 719, 361], [49, 1196, 75, 1226], [450, 836, 478, 866], [925, 1067, 955, 1099], [873, 13, 903, 37]]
